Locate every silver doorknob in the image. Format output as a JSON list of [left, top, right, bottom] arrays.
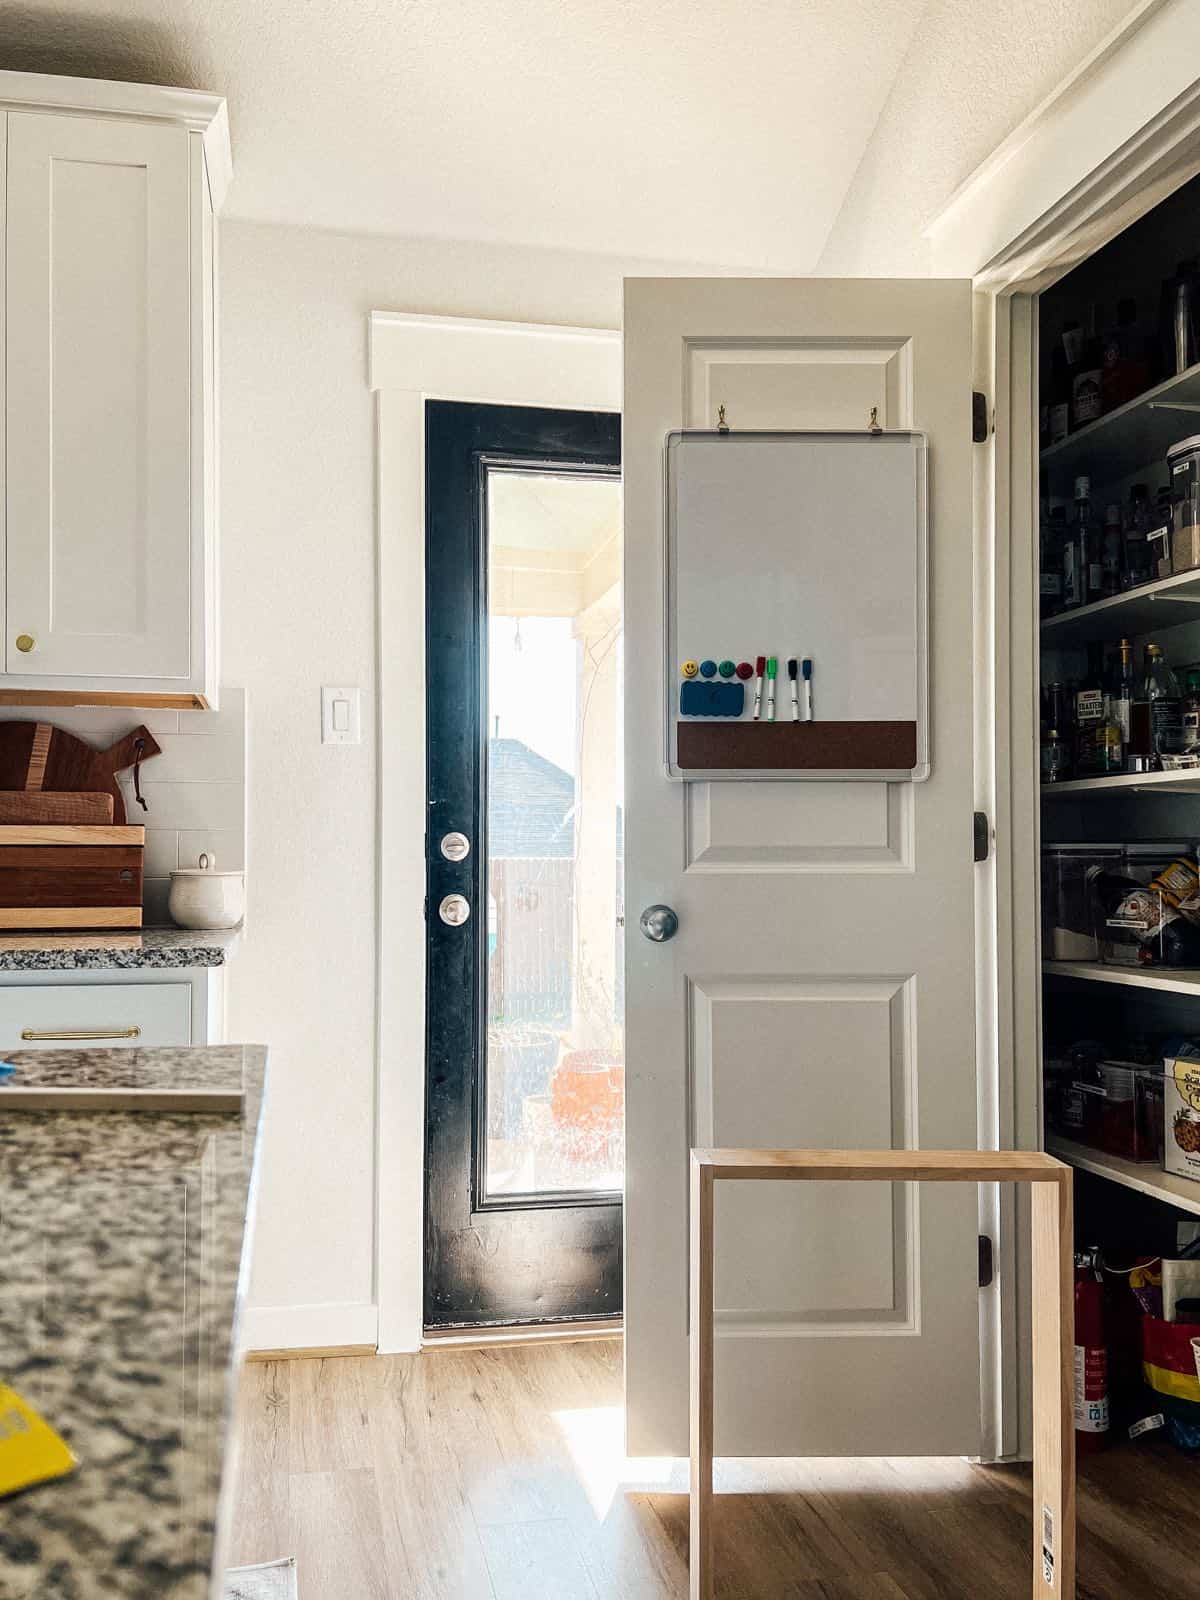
[[438, 893, 471, 926], [639, 904, 679, 942]]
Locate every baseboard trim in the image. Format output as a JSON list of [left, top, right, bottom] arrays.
[[422, 1318, 623, 1350], [239, 1300, 379, 1354], [244, 1344, 376, 1363]]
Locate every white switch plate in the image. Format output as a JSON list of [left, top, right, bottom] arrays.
[[321, 685, 362, 745]]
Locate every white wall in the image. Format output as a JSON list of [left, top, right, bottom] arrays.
[[817, 0, 1146, 275], [219, 220, 725, 1345]]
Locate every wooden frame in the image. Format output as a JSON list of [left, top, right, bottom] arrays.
[[689, 1148, 1074, 1600]]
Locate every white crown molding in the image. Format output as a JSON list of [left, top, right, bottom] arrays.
[[925, 0, 1197, 285], [368, 310, 621, 410], [0, 69, 233, 212]]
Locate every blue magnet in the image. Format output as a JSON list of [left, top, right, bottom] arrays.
[[699, 659, 717, 679], [680, 680, 746, 717]]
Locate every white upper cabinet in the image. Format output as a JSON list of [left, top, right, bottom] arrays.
[[0, 74, 229, 706]]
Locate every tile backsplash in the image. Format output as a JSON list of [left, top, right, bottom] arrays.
[[1, 688, 247, 925]]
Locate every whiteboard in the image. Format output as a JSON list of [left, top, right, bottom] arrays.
[[664, 430, 928, 782]]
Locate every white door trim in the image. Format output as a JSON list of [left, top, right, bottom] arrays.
[[939, 13, 1200, 1458], [370, 311, 620, 1353]]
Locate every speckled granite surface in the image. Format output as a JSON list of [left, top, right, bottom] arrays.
[[0, 1044, 267, 1599], [0, 925, 241, 971]]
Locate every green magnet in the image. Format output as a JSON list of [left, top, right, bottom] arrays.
[[718, 659, 736, 679]]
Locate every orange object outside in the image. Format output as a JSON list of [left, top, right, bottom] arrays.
[[550, 1049, 623, 1160]]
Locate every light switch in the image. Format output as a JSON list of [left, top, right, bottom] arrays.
[[322, 685, 362, 745]]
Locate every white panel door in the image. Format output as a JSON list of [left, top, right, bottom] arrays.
[[624, 278, 981, 1458], [5, 112, 192, 681]]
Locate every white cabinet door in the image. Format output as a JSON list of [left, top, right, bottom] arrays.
[[5, 112, 194, 684], [624, 277, 982, 1457]]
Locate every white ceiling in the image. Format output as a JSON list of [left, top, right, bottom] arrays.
[[4, 0, 930, 271]]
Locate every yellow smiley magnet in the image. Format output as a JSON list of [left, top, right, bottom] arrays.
[[681, 660, 699, 679]]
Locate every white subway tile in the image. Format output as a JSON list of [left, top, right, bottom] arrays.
[[176, 829, 245, 872], [142, 829, 180, 877], [179, 687, 245, 738], [121, 779, 244, 832], [145, 735, 244, 783]]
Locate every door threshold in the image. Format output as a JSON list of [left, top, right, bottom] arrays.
[[422, 1318, 623, 1351]]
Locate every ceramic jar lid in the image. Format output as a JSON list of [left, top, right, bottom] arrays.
[[170, 851, 243, 878]]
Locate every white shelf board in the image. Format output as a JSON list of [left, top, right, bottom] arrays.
[[1046, 1135, 1200, 1218], [1041, 568, 1200, 647], [1043, 959, 1200, 994], [1042, 769, 1200, 796], [1041, 358, 1200, 488]]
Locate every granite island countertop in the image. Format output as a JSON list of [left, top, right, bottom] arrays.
[[0, 1044, 266, 1599], [0, 925, 241, 971]]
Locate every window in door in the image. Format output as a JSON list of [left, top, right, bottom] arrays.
[[485, 468, 624, 1199]]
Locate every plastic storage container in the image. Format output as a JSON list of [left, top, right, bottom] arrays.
[[1042, 844, 1122, 961], [1169, 434, 1200, 574], [1089, 844, 1200, 966], [1045, 1055, 1164, 1164]]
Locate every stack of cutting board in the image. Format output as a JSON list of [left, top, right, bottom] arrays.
[[0, 723, 161, 929]]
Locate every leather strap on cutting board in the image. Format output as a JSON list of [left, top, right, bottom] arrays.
[[0, 723, 161, 825]]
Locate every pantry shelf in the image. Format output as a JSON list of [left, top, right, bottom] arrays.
[[1044, 959, 1200, 994], [1045, 1134, 1200, 1218], [1040, 568, 1200, 647], [1040, 356, 1200, 488], [1041, 769, 1200, 796]]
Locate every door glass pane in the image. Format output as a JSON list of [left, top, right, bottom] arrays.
[[484, 467, 623, 1199]]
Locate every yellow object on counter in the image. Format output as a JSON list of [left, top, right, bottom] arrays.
[[0, 1384, 76, 1498]]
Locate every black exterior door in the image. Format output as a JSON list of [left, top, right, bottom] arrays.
[[424, 399, 623, 1330]]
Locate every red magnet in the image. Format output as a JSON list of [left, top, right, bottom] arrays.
[[735, 661, 753, 680]]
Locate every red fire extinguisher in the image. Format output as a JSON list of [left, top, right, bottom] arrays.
[[1074, 1245, 1110, 1452]]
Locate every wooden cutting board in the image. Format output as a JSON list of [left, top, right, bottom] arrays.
[[0, 792, 114, 824], [0, 723, 161, 826]]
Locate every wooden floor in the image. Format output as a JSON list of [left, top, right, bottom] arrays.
[[228, 1337, 1198, 1599]]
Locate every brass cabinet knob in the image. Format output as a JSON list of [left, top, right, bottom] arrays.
[[15, 635, 34, 653]]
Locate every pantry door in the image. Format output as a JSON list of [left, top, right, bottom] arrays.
[[624, 277, 983, 1457]]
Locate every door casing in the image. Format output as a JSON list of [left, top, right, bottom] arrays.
[[371, 313, 620, 1353]]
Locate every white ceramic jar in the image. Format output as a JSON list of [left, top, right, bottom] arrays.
[[168, 852, 244, 930]]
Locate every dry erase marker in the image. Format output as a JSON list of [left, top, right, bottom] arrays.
[[802, 657, 813, 721], [752, 656, 766, 720], [787, 658, 799, 720], [766, 657, 778, 722]]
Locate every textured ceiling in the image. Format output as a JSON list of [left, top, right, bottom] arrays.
[[818, 0, 1146, 274], [2, 0, 929, 270]]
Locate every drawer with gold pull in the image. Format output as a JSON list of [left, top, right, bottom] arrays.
[[0, 983, 190, 1050]]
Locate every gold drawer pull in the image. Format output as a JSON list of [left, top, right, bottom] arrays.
[[20, 1026, 142, 1041]]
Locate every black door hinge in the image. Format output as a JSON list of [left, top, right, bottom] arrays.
[[972, 391, 989, 443], [979, 1234, 995, 1288], [974, 811, 990, 863]]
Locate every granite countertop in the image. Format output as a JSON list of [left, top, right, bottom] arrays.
[[0, 925, 241, 971], [0, 1044, 267, 1599]]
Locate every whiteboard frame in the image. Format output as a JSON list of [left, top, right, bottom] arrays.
[[663, 428, 930, 783]]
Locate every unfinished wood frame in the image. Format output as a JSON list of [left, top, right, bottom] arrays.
[[689, 1148, 1074, 1600]]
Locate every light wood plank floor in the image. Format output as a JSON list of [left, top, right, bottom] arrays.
[[228, 1337, 1199, 1599]]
